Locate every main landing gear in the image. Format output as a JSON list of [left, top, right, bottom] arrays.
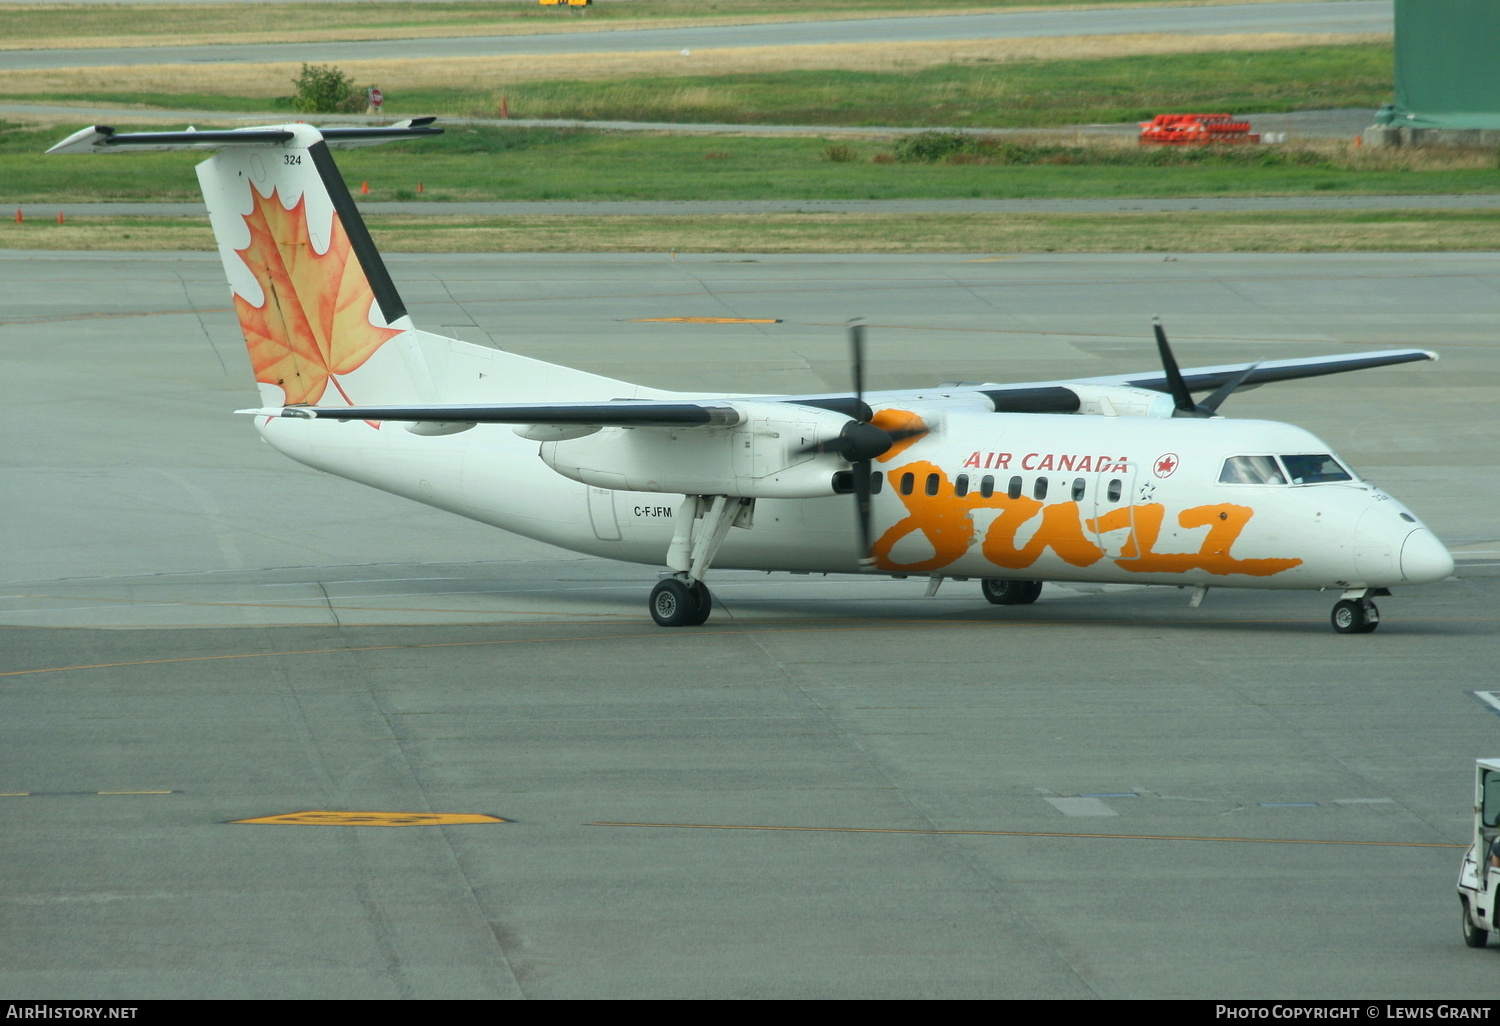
[[648, 494, 753, 628], [1331, 588, 1383, 634], [649, 578, 712, 627], [981, 578, 1043, 605]]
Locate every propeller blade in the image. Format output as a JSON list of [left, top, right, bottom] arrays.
[[851, 459, 874, 567], [850, 322, 866, 407], [1152, 317, 1198, 416], [884, 425, 929, 446], [1198, 361, 1263, 415]]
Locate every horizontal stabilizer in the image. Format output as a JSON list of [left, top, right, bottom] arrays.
[[46, 118, 441, 154]]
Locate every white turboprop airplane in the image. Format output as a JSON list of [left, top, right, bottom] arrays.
[[49, 119, 1456, 633]]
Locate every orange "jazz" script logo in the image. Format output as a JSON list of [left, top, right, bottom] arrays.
[[872, 460, 1301, 578]]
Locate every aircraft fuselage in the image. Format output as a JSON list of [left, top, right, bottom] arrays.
[[257, 406, 1451, 594]]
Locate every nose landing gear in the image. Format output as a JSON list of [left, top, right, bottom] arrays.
[[981, 578, 1043, 605], [1331, 589, 1381, 634]]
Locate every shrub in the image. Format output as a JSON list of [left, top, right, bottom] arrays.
[[870, 152, 895, 164], [821, 144, 859, 163], [290, 64, 365, 115], [703, 150, 730, 160], [893, 131, 971, 163]]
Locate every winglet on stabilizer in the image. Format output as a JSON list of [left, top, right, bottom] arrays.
[[46, 117, 441, 154]]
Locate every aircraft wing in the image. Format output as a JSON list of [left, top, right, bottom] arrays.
[[239, 401, 746, 427], [239, 349, 1438, 426], [1060, 347, 1436, 394]]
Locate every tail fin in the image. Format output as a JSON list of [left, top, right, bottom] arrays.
[[49, 120, 442, 409]]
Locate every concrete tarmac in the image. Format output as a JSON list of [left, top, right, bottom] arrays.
[[3, 249, 1499, 999]]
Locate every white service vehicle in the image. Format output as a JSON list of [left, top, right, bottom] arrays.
[[1457, 758, 1500, 947]]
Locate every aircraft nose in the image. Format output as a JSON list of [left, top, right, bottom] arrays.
[[1401, 528, 1455, 584]]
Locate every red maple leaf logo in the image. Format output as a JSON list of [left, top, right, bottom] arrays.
[[232, 186, 400, 406]]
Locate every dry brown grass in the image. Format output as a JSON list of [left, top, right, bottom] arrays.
[[7, 210, 1498, 254], [0, 31, 1389, 101], [0, 0, 1322, 51]]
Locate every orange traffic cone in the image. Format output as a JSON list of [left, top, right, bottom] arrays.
[[56, 211, 64, 225], [14, 208, 21, 223], [360, 181, 369, 196], [500, 95, 509, 119], [416, 181, 423, 194]]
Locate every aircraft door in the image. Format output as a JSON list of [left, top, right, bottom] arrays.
[[1481, 767, 1500, 899], [587, 485, 621, 541], [1091, 463, 1138, 559]]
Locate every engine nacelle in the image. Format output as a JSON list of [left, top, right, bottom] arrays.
[[1066, 384, 1179, 419], [537, 401, 855, 498]]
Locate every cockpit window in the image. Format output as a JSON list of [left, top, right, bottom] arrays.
[[1281, 453, 1353, 484], [1219, 455, 1287, 485]]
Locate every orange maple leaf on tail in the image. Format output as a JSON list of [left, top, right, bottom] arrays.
[[232, 186, 401, 406]]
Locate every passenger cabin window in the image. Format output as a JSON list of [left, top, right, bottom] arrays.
[[1033, 477, 1048, 501], [954, 473, 969, 497], [1071, 477, 1085, 501], [1281, 453, 1353, 485], [979, 475, 995, 498], [1007, 476, 1022, 500], [925, 473, 940, 496], [900, 472, 915, 495], [871, 471, 883, 495], [1219, 455, 1287, 485], [1107, 479, 1122, 503]]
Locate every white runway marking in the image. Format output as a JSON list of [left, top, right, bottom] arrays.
[[1045, 797, 1119, 817]]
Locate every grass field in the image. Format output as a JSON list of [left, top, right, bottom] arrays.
[[8, 123, 1497, 205], [0, 40, 1394, 130], [0, 0, 1297, 50], [0, 6, 1483, 256], [5, 209, 1499, 254]]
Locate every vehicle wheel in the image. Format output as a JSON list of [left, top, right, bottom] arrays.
[[684, 582, 712, 626], [649, 578, 698, 627], [1331, 599, 1379, 634], [982, 579, 1042, 605], [1462, 899, 1489, 948]]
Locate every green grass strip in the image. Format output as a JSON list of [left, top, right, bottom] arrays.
[[7, 210, 1500, 254], [6, 122, 1499, 205]]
